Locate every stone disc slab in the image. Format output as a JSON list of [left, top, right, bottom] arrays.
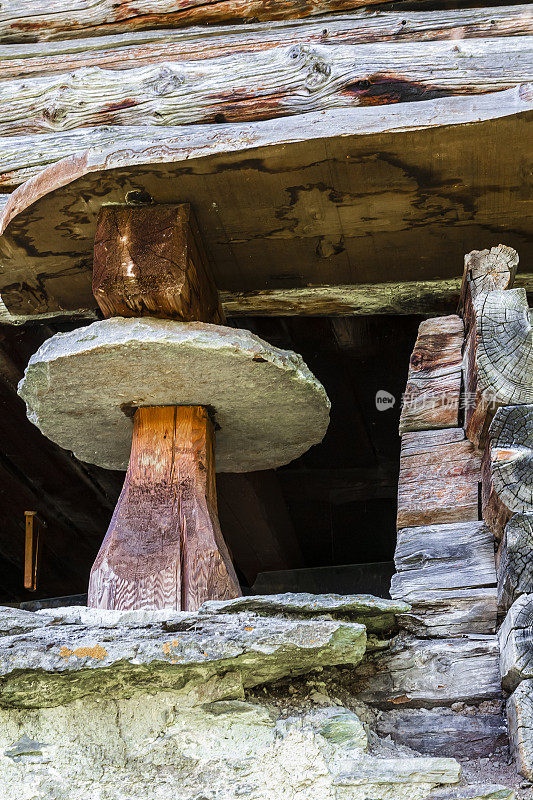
[[18, 317, 330, 472]]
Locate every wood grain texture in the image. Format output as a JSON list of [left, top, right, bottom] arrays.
[[93, 204, 224, 322], [499, 593, 533, 691], [352, 633, 501, 708], [508, 680, 533, 780], [498, 513, 533, 612], [399, 315, 463, 434], [459, 244, 531, 448], [88, 406, 240, 611], [0, 36, 530, 135], [397, 428, 482, 529], [391, 520, 497, 636], [0, 85, 531, 193], [0, 0, 390, 41], [483, 405, 533, 538], [0, 88, 531, 320], [3, 7, 531, 79]]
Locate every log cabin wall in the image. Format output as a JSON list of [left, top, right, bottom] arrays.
[[355, 245, 532, 768]]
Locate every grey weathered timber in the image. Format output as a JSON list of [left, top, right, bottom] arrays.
[[507, 679, 533, 780], [499, 593, 533, 692], [0, 89, 531, 321], [391, 520, 497, 636], [397, 429, 482, 529], [399, 315, 463, 434], [0, 86, 531, 194], [18, 317, 330, 473], [0, 605, 366, 709], [483, 405, 533, 538], [396, 588, 497, 638], [392, 521, 496, 596], [0, 0, 388, 40], [2, 6, 531, 60], [0, 37, 530, 136], [0, 1, 531, 42], [353, 633, 501, 708], [498, 513, 533, 612], [376, 707, 508, 758], [460, 245, 532, 448]]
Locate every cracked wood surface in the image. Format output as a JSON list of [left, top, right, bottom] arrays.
[[499, 593, 533, 691], [0, 90, 531, 320], [396, 428, 482, 529], [0, 35, 530, 135], [508, 679, 533, 780], [2, 6, 531, 79], [460, 244, 524, 448], [88, 406, 241, 611], [482, 404, 533, 538], [498, 513, 533, 612], [399, 315, 463, 435], [0, 84, 531, 192]]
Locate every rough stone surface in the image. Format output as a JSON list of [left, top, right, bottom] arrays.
[[200, 592, 410, 634], [0, 605, 366, 709], [0, 604, 466, 800], [0, 691, 461, 800], [18, 317, 330, 471]]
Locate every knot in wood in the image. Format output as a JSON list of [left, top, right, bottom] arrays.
[[146, 66, 184, 97]]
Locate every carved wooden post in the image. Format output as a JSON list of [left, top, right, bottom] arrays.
[[88, 204, 238, 610]]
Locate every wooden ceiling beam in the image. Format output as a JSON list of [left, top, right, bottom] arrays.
[[2, 1, 528, 42]]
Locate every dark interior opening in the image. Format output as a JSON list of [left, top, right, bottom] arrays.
[[0, 313, 422, 604]]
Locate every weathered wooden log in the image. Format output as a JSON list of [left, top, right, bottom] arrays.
[[498, 593, 533, 691], [2, 1, 532, 43], [377, 706, 507, 758], [0, 0, 386, 41], [507, 679, 533, 780], [353, 633, 501, 708], [0, 84, 531, 193], [396, 588, 498, 638], [459, 244, 533, 448], [397, 428, 482, 529], [482, 404, 533, 539], [392, 521, 496, 596], [399, 315, 463, 434], [3, 6, 532, 79], [498, 513, 533, 612], [88, 203, 239, 609], [391, 520, 497, 636], [0, 35, 529, 135]]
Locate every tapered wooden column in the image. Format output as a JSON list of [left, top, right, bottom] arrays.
[[88, 203, 240, 610], [88, 406, 239, 610]]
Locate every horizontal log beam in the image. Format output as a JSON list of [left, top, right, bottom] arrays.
[[2, 2, 530, 43], [2, 276, 532, 324], [0, 0, 387, 41], [3, 7, 531, 79], [0, 84, 530, 190], [0, 35, 529, 135]]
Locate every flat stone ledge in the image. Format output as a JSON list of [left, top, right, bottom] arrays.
[[200, 592, 410, 634], [0, 605, 366, 709]]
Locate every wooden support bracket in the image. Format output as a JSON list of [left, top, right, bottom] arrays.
[[88, 204, 240, 611]]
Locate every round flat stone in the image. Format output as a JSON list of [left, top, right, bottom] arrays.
[[18, 317, 330, 472]]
